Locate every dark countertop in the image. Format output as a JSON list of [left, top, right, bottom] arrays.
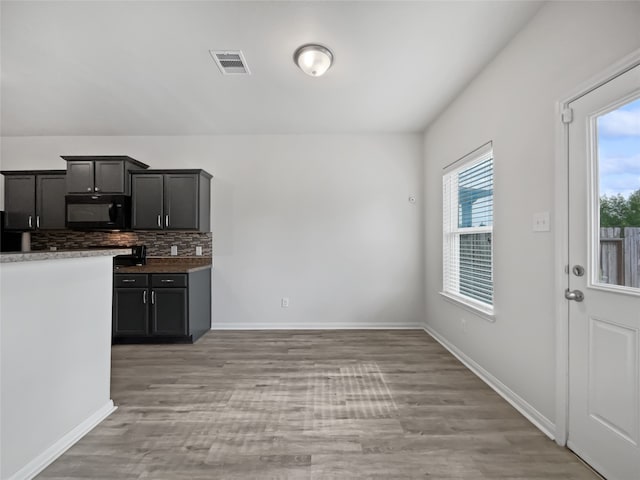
[[114, 257, 212, 274]]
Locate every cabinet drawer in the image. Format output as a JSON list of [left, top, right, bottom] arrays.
[[114, 274, 149, 288], [151, 274, 187, 288]]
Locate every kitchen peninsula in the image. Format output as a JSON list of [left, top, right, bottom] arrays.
[[113, 257, 212, 344], [0, 248, 127, 480]]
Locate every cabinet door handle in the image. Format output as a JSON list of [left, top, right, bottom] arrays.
[[160, 279, 174, 283], [122, 279, 135, 283], [165, 215, 170, 227], [157, 214, 162, 228], [143, 290, 147, 304], [87, 187, 92, 191], [28, 216, 32, 228], [95, 187, 100, 192], [151, 291, 155, 304], [36, 216, 40, 229]]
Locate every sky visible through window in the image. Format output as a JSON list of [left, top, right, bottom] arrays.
[[598, 97, 640, 198]]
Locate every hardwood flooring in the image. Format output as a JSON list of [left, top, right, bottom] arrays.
[[38, 330, 597, 479]]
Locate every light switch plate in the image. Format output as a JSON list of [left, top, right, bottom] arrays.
[[533, 212, 550, 232]]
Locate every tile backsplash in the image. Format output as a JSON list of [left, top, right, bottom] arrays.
[[31, 231, 213, 257]]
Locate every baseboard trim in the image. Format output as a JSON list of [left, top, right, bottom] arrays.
[[211, 322, 424, 330], [423, 324, 556, 440], [7, 401, 117, 480]]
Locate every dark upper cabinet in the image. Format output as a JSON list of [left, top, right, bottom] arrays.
[[165, 174, 199, 230], [95, 161, 126, 194], [65, 161, 94, 193], [131, 170, 211, 232], [3, 175, 36, 230], [2, 171, 66, 231], [62, 156, 149, 195], [131, 174, 164, 230], [37, 175, 67, 229]]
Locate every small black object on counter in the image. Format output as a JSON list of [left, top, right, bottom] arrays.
[[113, 245, 147, 267]]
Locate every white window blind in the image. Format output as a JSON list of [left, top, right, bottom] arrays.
[[443, 143, 494, 311]]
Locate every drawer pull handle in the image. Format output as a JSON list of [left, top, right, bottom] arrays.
[[122, 279, 136, 283], [160, 279, 174, 283]]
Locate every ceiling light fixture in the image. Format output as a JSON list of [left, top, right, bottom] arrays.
[[293, 44, 333, 77]]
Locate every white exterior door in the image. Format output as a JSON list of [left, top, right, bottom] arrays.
[[567, 64, 640, 480]]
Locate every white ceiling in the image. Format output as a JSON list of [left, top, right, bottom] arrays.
[[0, 1, 543, 136]]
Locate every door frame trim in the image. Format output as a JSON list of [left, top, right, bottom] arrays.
[[553, 48, 640, 447]]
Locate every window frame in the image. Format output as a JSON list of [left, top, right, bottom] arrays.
[[441, 142, 495, 319]]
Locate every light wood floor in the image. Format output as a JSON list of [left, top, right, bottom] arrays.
[[38, 330, 597, 479]]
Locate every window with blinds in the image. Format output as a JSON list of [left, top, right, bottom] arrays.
[[442, 143, 494, 312]]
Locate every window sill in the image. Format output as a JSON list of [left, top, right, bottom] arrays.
[[439, 292, 496, 323]]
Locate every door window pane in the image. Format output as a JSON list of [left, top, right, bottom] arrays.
[[597, 97, 640, 288]]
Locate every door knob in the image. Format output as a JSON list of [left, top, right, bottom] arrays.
[[565, 288, 584, 302]]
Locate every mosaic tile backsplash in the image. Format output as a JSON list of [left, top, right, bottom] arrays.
[[31, 231, 213, 258]]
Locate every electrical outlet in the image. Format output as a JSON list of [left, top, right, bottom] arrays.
[[170, 245, 178, 256], [281, 297, 290, 308], [195, 246, 203, 256]]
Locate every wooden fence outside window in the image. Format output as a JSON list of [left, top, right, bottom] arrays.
[[600, 227, 640, 288]]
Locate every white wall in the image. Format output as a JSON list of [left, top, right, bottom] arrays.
[[1, 134, 425, 328], [423, 1, 640, 427], [1, 255, 114, 479]]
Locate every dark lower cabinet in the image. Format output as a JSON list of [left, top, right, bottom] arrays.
[[151, 288, 188, 336], [113, 288, 149, 336], [112, 269, 211, 343]]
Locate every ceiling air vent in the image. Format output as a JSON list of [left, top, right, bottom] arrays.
[[210, 50, 251, 75]]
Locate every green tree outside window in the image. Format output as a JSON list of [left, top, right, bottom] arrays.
[[600, 189, 640, 228]]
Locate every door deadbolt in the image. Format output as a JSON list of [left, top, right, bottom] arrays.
[[572, 265, 585, 277]]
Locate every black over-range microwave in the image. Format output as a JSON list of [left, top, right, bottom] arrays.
[[65, 194, 131, 230]]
